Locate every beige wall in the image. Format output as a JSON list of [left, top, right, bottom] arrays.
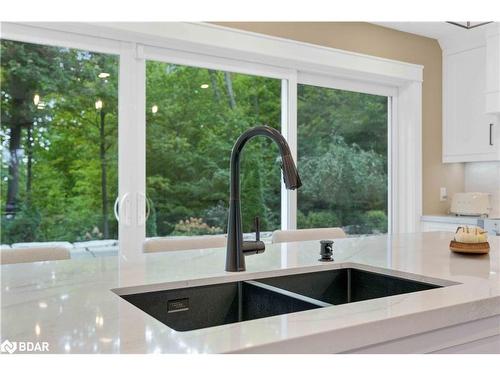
[[215, 22, 465, 215]]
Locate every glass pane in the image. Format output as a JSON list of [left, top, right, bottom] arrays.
[[1, 40, 119, 254], [146, 62, 282, 238], [297, 84, 388, 235]]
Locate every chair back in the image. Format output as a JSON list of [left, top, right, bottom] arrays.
[[1, 246, 71, 265], [272, 227, 346, 244], [143, 235, 227, 253]]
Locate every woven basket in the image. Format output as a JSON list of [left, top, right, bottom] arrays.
[[450, 240, 490, 254]]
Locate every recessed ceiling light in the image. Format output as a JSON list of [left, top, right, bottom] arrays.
[[98, 72, 110, 78], [446, 21, 493, 30], [200, 84, 209, 89]]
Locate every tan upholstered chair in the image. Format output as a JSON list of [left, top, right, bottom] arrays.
[[11, 241, 73, 250], [143, 235, 227, 253], [271, 228, 346, 244], [1, 246, 71, 265]]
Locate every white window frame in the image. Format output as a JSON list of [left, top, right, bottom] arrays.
[[0, 24, 145, 258], [296, 72, 397, 234], [298, 72, 398, 98], [1, 22, 423, 258], [139, 45, 298, 233]]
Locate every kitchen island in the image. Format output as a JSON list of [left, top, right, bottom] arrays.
[[1, 232, 499, 353]]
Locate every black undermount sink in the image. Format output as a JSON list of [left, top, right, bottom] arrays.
[[258, 268, 442, 305], [119, 268, 443, 332]]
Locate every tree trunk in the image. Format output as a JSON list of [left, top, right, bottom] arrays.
[[223, 72, 237, 109], [26, 124, 33, 206], [208, 70, 221, 103], [253, 94, 260, 120], [99, 111, 109, 239], [5, 99, 24, 217]]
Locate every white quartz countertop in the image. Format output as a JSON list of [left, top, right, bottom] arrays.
[[1, 232, 499, 353]]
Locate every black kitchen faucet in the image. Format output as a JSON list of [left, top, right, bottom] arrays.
[[225, 125, 302, 272]]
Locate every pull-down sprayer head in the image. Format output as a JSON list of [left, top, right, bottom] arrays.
[[281, 153, 302, 190]]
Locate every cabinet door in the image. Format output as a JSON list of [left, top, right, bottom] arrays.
[[421, 221, 459, 232], [443, 47, 500, 162]]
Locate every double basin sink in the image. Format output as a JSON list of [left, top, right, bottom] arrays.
[[118, 267, 443, 332]]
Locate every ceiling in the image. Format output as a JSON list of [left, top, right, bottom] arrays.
[[372, 22, 491, 41]]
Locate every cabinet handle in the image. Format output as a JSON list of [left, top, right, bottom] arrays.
[[490, 123, 494, 146]]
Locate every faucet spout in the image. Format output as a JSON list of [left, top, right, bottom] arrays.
[[225, 125, 302, 272]]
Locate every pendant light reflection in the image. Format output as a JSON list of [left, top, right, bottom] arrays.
[[95, 100, 103, 110], [151, 105, 158, 114]]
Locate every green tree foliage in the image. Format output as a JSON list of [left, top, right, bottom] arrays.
[[1, 40, 118, 243], [297, 85, 388, 233], [1, 40, 388, 245], [145, 62, 281, 235]]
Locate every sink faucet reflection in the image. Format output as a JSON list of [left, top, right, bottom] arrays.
[[226, 125, 302, 272]]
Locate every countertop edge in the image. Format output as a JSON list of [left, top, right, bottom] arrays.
[[228, 296, 500, 353]]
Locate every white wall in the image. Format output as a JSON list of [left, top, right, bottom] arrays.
[[465, 162, 500, 217]]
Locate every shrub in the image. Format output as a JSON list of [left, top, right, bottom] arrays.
[[362, 210, 388, 234], [297, 210, 341, 229], [77, 226, 103, 242], [1, 205, 41, 243], [171, 217, 223, 236], [203, 202, 228, 230]]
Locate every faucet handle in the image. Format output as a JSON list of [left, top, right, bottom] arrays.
[[254, 216, 260, 241], [241, 216, 265, 256]]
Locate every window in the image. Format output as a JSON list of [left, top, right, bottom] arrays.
[[145, 61, 282, 238], [1, 23, 419, 256], [1, 40, 119, 246], [297, 84, 389, 235]]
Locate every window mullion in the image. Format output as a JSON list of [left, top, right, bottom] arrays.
[[118, 41, 146, 258], [281, 72, 298, 230]]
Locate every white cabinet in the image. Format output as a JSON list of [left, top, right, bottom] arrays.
[[486, 27, 500, 113], [421, 221, 458, 233], [484, 219, 500, 236], [443, 46, 500, 162], [420, 215, 480, 233]]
